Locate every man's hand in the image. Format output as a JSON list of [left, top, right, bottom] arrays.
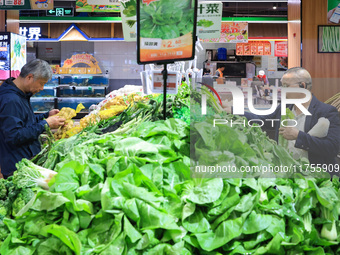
[[49, 109, 60, 117], [279, 127, 299, 140], [46, 116, 65, 129], [222, 101, 232, 114]]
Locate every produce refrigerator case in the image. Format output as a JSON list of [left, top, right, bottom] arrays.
[[0, 32, 26, 80], [31, 74, 109, 117], [57, 97, 105, 114], [30, 97, 57, 113]]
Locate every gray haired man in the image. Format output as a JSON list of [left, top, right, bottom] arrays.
[[0, 59, 65, 178]]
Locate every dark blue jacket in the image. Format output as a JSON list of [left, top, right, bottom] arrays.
[[244, 95, 340, 165], [0, 78, 49, 176]]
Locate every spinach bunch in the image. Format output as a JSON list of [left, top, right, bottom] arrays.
[[140, 0, 194, 39], [121, 0, 136, 17]]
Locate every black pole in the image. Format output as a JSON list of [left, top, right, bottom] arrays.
[[162, 64, 168, 120]]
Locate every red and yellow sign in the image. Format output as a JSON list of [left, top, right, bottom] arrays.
[[274, 41, 288, 57], [236, 41, 271, 56], [202, 22, 248, 43], [56, 54, 102, 74]]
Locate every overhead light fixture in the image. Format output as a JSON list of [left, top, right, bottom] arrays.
[[273, 4, 277, 9]]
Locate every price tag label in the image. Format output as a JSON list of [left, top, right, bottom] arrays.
[[5, 0, 24, 5]]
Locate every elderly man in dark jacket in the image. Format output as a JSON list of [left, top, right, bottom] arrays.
[[243, 67, 340, 166], [0, 59, 65, 178]]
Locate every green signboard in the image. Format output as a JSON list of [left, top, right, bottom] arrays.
[[46, 7, 74, 17]]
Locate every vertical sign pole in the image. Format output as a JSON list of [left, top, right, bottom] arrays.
[[162, 63, 168, 120]]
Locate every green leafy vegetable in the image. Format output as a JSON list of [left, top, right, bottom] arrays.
[[197, 19, 214, 27], [13, 159, 57, 190], [1, 83, 339, 254], [140, 0, 194, 40]]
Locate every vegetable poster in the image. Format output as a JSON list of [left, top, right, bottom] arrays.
[[318, 26, 340, 52], [120, 0, 137, 42], [196, 1, 222, 40], [137, 0, 197, 64], [75, 0, 120, 12], [202, 22, 248, 43], [328, 0, 340, 23]]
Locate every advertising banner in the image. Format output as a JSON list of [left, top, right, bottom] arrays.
[[137, 0, 197, 64], [236, 41, 271, 56], [197, 1, 222, 40], [76, 0, 120, 12], [0, 0, 53, 10], [202, 22, 248, 43], [0, 33, 10, 80], [0, 33, 26, 79], [274, 41, 288, 57], [120, 0, 137, 42], [10, 33, 26, 78], [328, 0, 340, 23]]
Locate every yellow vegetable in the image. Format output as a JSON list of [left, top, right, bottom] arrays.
[[79, 114, 99, 128], [101, 96, 126, 110], [99, 105, 126, 120], [53, 104, 85, 140], [66, 126, 84, 137], [56, 103, 85, 120]]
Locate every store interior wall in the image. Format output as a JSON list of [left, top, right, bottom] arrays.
[[302, 0, 340, 102], [36, 42, 61, 63], [94, 41, 143, 91]]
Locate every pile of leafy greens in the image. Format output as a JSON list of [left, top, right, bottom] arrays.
[[1, 84, 340, 254], [1, 115, 340, 254], [0, 177, 35, 244]]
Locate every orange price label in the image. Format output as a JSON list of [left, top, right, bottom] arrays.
[[142, 0, 159, 5]]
